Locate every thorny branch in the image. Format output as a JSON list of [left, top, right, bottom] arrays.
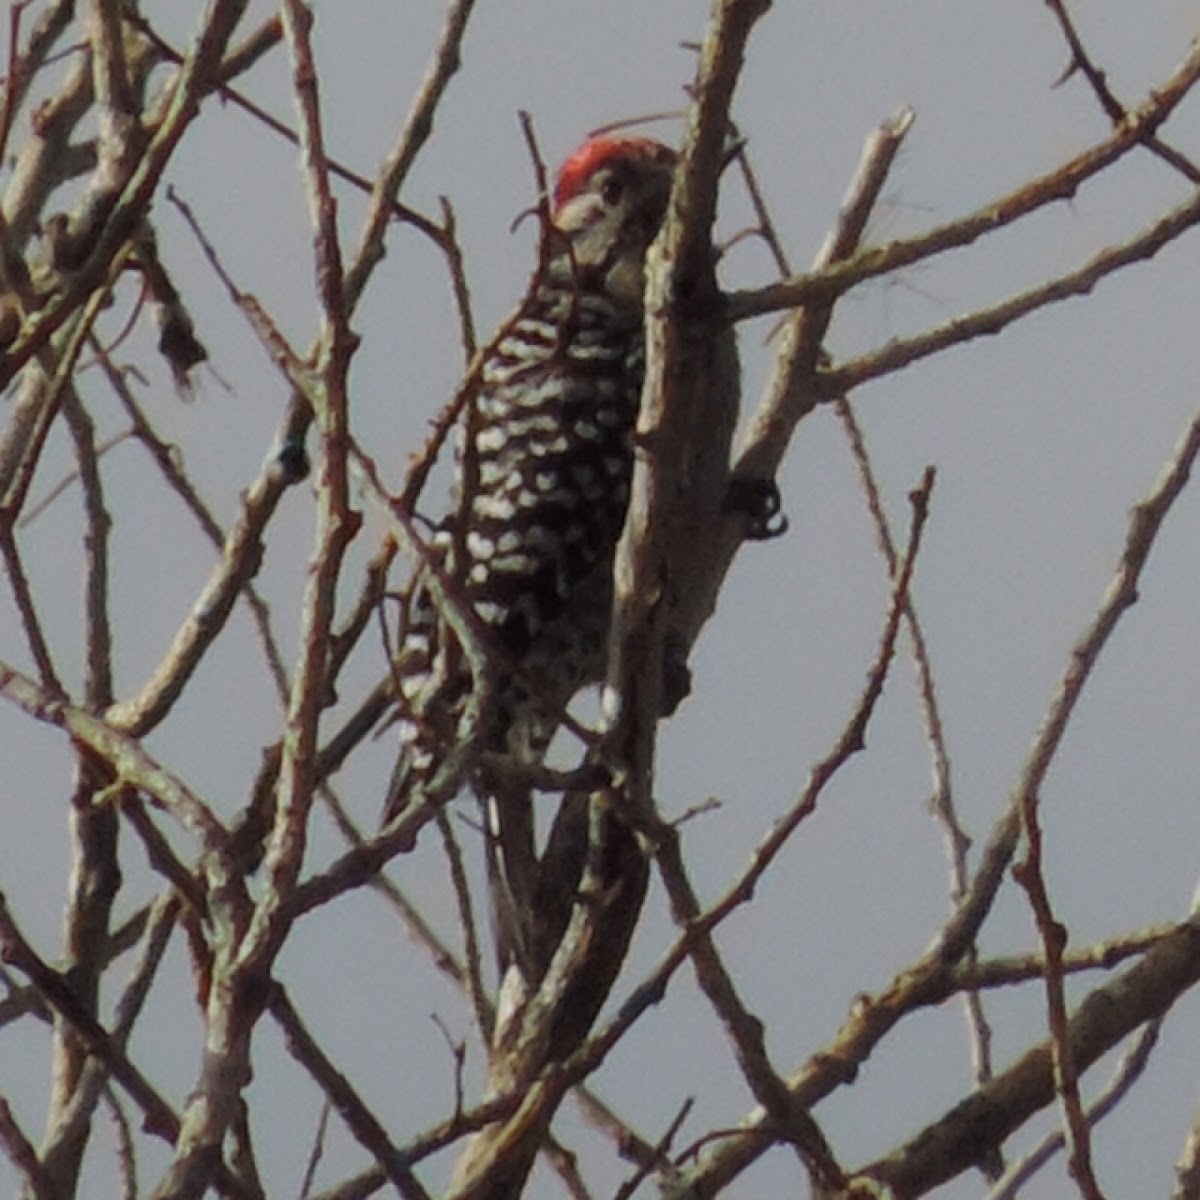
[[1012, 780, 1105, 1199], [723, 35, 1200, 327], [1042, 0, 1200, 182]]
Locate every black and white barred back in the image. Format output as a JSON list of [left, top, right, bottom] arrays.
[[384, 137, 677, 819]]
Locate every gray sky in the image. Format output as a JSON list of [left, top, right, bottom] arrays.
[[3, 2, 1200, 1196]]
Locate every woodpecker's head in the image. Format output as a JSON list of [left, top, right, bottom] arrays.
[[551, 135, 677, 305]]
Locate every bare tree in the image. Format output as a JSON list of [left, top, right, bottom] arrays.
[[3, 2, 1200, 1198]]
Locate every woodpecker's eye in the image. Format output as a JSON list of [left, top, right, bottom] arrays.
[[601, 175, 624, 207]]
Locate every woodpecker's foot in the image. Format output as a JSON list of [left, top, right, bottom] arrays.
[[660, 634, 692, 716], [725, 475, 788, 540], [275, 434, 310, 483]]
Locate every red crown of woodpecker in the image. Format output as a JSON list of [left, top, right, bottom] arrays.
[[552, 136, 675, 211]]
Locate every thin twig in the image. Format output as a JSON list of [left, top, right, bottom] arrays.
[[1012, 788, 1106, 1199], [268, 986, 432, 1200], [93, 345, 291, 703], [0, 520, 63, 693], [1042, 0, 1200, 183], [167, 185, 310, 389], [0, 660, 236, 861], [612, 1098, 693, 1200], [1174, 1097, 1200, 1200], [39, 892, 181, 1179], [989, 1020, 1159, 1200], [343, 0, 477, 312], [0, 1097, 54, 1200], [819, 184, 1200, 398], [435, 811, 492, 1041], [834, 395, 993, 1104], [643, 470, 936, 1192], [103, 1085, 139, 1200], [297, 1102, 331, 1200], [723, 39, 1200, 327]]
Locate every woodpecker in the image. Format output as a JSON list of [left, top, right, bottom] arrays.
[[384, 137, 678, 832]]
